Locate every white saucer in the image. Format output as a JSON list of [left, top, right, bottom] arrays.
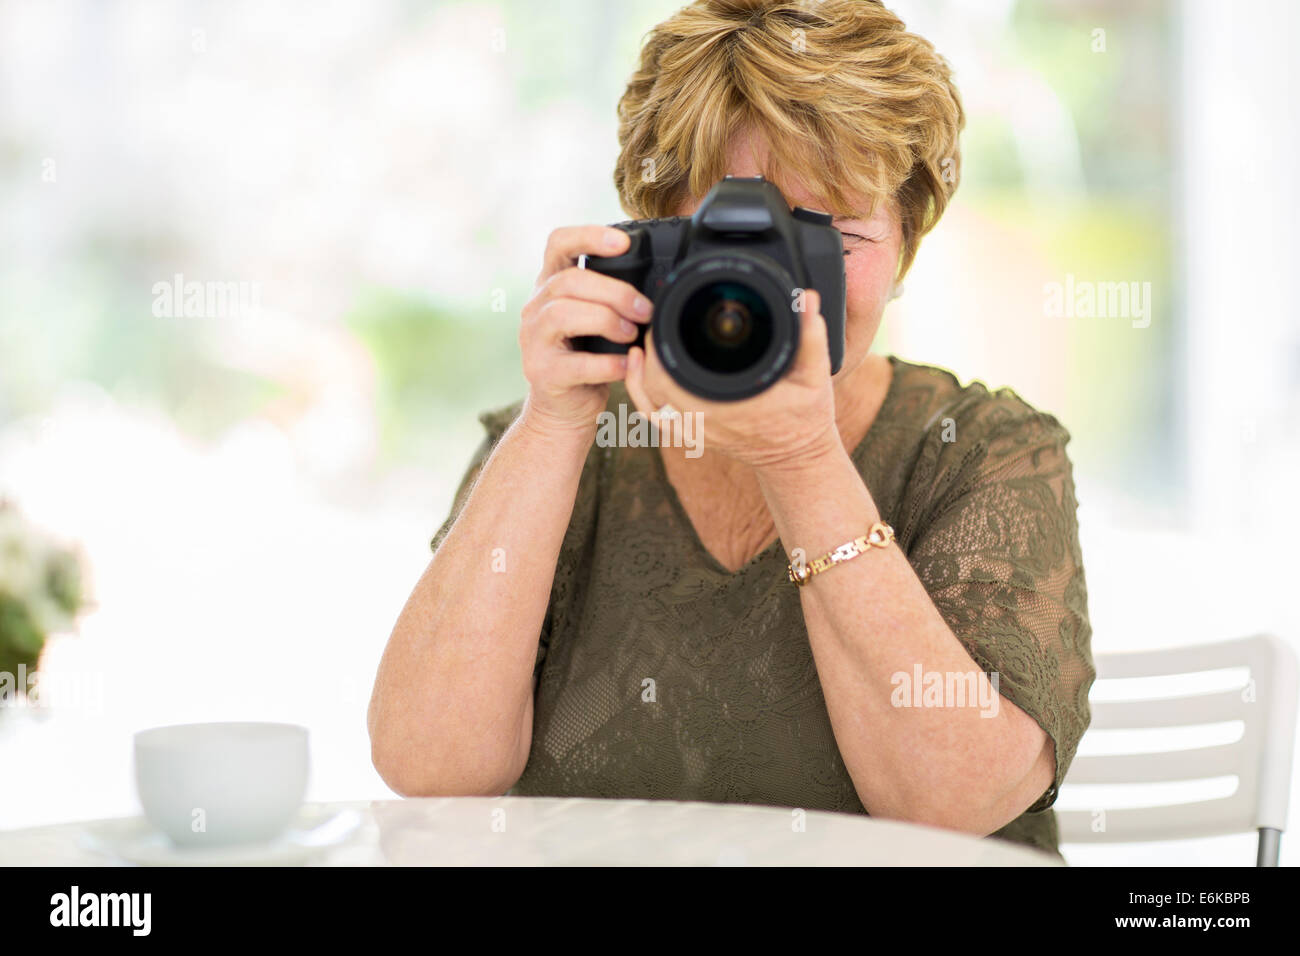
[[79, 807, 362, 866]]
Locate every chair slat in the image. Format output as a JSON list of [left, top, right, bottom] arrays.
[[1088, 690, 1249, 729], [1065, 743, 1244, 783], [1057, 798, 1256, 843]]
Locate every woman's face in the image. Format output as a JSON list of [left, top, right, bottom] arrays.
[[673, 130, 902, 385]]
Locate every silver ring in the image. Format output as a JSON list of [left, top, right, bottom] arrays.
[[656, 403, 680, 421]]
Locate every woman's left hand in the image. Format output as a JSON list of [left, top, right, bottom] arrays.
[[624, 289, 841, 471]]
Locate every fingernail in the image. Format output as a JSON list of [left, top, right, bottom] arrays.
[[606, 230, 625, 251], [620, 319, 636, 336], [634, 296, 652, 316]]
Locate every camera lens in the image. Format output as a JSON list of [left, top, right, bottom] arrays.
[[704, 299, 751, 346], [679, 281, 772, 373], [653, 251, 799, 401]]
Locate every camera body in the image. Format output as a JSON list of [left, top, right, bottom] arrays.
[[574, 176, 846, 401]]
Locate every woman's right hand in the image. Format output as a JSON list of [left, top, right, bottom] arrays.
[[518, 225, 653, 439], [374, 226, 650, 796]]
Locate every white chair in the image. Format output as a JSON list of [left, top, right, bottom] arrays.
[[1057, 634, 1298, 866]]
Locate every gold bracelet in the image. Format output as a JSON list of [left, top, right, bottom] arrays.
[[787, 522, 895, 586]]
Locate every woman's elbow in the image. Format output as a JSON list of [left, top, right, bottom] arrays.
[[368, 719, 521, 798]]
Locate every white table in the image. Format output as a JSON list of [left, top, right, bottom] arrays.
[[0, 797, 1062, 866]]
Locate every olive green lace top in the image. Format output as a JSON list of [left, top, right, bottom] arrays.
[[431, 355, 1095, 857]]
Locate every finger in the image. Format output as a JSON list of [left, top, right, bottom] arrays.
[[624, 345, 677, 438], [535, 267, 653, 323], [631, 329, 676, 408], [534, 299, 640, 346], [623, 346, 657, 417], [789, 288, 831, 383], [551, 351, 629, 388], [640, 329, 710, 413], [801, 288, 821, 318], [537, 226, 631, 284], [628, 337, 700, 444]]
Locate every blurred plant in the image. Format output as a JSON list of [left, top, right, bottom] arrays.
[[344, 287, 525, 464], [0, 500, 89, 702]]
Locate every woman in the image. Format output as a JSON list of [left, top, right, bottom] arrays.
[[368, 0, 1093, 857]]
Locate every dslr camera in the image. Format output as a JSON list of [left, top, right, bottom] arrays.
[[574, 176, 845, 401]]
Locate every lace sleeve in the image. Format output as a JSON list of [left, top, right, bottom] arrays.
[[429, 401, 524, 555], [904, 394, 1095, 813]]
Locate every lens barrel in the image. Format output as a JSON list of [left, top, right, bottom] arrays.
[[652, 252, 799, 402]]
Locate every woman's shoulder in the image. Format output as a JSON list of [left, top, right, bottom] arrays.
[[473, 397, 526, 444], [885, 354, 1072, 446], [880, 356, 1082, 555]]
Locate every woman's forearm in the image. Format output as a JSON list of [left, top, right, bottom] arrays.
[[367, 413, 593, 797], [755, 442, 1054, 835]]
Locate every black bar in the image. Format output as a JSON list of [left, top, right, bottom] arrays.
[[0, 865, 1286, 942]]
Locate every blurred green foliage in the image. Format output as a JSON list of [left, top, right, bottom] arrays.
[[0, 257, 284, 442], [0, 0, 1179, 504], [1013, 1, 1174, 195], [973, 192, 1175, 501], [1004, 0, 1177, 501], [0, 501, 87, 692], [344, 287, 525, 464]]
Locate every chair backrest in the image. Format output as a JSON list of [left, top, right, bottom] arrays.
[[1057, 634, 1298, 845]]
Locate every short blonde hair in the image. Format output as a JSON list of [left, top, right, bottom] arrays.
[[614, 0, 964, 279]]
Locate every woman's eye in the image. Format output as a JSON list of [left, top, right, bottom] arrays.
[[841, 233, 869, 255]]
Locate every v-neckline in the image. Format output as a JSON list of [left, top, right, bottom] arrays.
[[651, 354, 904, 578]]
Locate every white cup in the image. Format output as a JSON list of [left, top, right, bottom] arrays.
[[133, 721, 309, 847]]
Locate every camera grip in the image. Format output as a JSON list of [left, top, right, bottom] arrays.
[[572, 226, 650, 355]]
